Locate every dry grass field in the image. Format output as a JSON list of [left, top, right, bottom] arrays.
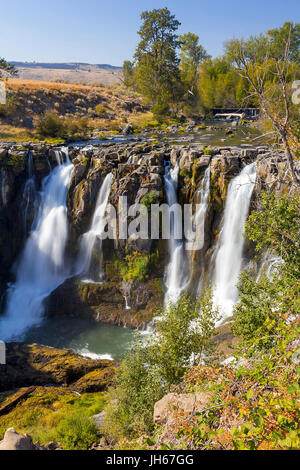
[[0, 78, 151, 141], [15, 65, 122, 85]]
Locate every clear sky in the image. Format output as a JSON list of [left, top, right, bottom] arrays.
[[0, 0, 299, 66]]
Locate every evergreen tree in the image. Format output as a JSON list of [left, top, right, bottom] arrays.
[[134, 8, 182, 118]]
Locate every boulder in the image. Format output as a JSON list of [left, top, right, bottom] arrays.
[[91, 411, 106, 430], [0, 428, 36, 451], [154, 392, 212, 426], [123, 123, 134, 135]]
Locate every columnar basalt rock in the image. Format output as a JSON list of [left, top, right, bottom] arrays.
[[0, 140, 297, 329]]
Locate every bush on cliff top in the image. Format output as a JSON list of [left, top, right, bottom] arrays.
[[36, 111, 89, 140]]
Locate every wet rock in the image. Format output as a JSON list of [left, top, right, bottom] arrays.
[[0, 148, 8, 160], [47, 276, 163, 329]]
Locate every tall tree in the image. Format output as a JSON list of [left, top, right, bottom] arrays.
[[179, 33, 208, 92], [267, 22, 300, 64], [134, 8, 182, 118], [179, 33, 208, 112], [225, 28, 300, 188], [122, 60, 136, 88]]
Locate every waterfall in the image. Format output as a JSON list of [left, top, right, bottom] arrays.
[[257, 254, 283, 282], [164, 162, 189, 305], [76, 172, 113, 283], [213, 163, 256, 320], [193, 166, 210, 251], [0, 150, 74, 341], [124, 295, 131, 310], [0, 169, 9, 207], [22, 153, 38, 235]]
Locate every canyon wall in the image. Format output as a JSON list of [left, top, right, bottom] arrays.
[[0, 140, 296, 329]]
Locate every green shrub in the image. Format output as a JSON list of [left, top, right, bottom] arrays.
[[0, 390, 105, 449], [36, 112, 66, 138], [95, 104, 107, 117], [0, 95, 17, 117], [141, 190, 159, 211], [115, 251, 159, 282], [232, 192, 300, 354], [57, 413, 99, 450], [36, 112, 89, 140], [179, 168, 192, 179], [104, 292, 219, 439], [245, 191, 300, 279], [203, 146, 212, 155], [152, 102, 170, 121]]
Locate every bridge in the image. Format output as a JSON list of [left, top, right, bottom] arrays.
[[212, 108, 260, 120]]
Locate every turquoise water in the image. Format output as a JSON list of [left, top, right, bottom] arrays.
[[22, 316, 135, 361]]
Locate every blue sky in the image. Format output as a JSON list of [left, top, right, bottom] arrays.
[[0, 0, 299, 65]]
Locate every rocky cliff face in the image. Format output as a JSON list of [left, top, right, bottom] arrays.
[[0, 139, 296, 329]]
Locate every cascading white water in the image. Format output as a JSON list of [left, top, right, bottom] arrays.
[[76, 172, 113, 282], [193, 166, 210, 251], [124, 295, 131, 310], [213, 163, 256, 320], [257, 254, 284, 282], [0, 169, 9, 208], [0, 150, 74, 341], [22, 153, 39, 235], [164, 162, 189, 305]]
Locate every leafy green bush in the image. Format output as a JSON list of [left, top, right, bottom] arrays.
[[152, 102, 171, 121], [104, 292, 219, 439], [0, 94, 17, 117], [232, 272, 299, 353], [245, 191, 300, 279], [36, 112, 66, 138], [57, 413, 99, 450], [176, 312, 300, 450], [233, 191, 300, 354], [36, 112, 89, 140], [115, 251, 159, 282], [203, 146, 212, 156], [141, 190, 158, 212]]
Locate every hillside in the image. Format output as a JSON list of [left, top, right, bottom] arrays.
[[0, 78, 149, 139], [11, 62, 123, 85]]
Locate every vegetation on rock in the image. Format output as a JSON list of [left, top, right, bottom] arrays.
[[103, 292, 219, 439]]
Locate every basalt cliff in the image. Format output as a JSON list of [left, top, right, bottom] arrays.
[[0, 139, 296, 330]]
